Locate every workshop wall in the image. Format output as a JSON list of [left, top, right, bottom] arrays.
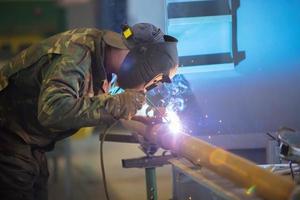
[[188, 0, 300, 135], [65, 0, 96, 29], [128, 0, 300, 135]]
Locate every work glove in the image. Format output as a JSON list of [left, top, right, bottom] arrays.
[[105, 89, 146, 120]]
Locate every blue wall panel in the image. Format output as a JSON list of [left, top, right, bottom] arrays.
[[128, 0, 300, 136], [186, 0, 300, 135]]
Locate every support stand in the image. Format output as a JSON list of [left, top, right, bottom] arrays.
[[101, 133, 174, 200], [122, 154, 174, 200], [145, 167, 157, 200]]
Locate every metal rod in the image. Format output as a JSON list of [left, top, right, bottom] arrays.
[[120, 120, 296, 200], [145, 167, 158, 200], [145, 96, 170, 123]]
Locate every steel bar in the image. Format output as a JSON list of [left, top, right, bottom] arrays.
[[120, 119, 296, 200], [100, 134, 139, 143], [122, 155, 174, 168]]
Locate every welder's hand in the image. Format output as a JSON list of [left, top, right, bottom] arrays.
[[105, 90, 146, 120]]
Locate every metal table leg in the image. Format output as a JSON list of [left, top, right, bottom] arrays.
[[145, 167, 158, 200]]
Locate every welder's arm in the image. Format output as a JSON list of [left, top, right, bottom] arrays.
[[37, 54, 144, 131]]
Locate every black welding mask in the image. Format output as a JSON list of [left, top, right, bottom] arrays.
[[117, 35, 178, 90]]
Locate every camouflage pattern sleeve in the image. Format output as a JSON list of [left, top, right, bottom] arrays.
[[37, 53, 114, 131]]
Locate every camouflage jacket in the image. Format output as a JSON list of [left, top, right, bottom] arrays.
[[0, 28, 126, 148]]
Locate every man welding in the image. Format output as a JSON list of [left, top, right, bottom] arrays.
[[0, 23, 178, 200]]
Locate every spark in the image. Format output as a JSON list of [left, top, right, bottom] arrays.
[[165, 109, 182, 134]]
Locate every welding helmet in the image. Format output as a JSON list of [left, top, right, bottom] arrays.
[[117, 23, 178, 90]]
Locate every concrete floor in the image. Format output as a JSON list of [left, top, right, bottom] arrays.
[[48, 133, 172, 200]]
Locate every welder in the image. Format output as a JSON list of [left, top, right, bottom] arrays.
[[0, 23, 178, 199]]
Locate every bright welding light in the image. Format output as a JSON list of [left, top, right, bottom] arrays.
[[136, 103, 154, 117], [165, 109, 182, 134]]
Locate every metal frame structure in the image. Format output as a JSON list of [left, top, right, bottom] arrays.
[[165, 0, 245, 74]]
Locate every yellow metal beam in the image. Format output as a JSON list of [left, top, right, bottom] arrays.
[[121, 120, 296, 200]]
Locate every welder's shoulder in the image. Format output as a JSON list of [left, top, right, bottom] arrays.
[[61, 28, 102, 36], [44, 28, 102, 63], [43, 29, 97, 52], [50, 28, 102, 50]]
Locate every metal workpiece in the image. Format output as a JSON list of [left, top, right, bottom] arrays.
[[278, 130, 300, 163], [171, 159, 262, 200], [120, 120, 296, 200]]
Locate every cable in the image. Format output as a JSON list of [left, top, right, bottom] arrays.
[[100, 121, 118, 200], [289, 160, 295, 180], [98, 92, 169, 200], [266, 132, 277, 141]]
